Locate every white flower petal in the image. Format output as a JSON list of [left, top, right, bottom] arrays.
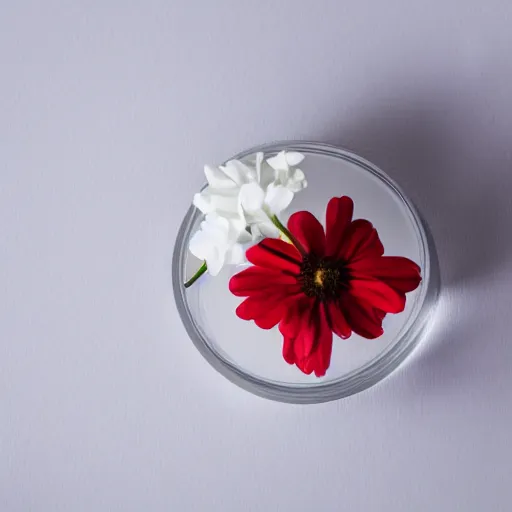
[[204, 212, 230, 236], [193, 191, 212, 214], [287, 182, 303, 193], [225, 217, 247, 245], [189, 230, 212, 260], [265, 183, 294, 214], [206, 247, 224, 276], [287, 170, 307, 192], [254, 152, 264, 183], [222, 160, 255, 185], [276, 168, 289, 185], [243, 208, 268, 225], [204, 165, 237, 189], [189, 211, 250, 276], [225, 243, 245, 265], [243, 210, 269, 239], [228, 215, 246, 233], [266, 151, 289, 172], [219, 162, 244, 186], [249, 224, 261, 240], [193, 188, 240, 215], [257, 221, 280, 238], [237, 229, 253, 244], [256, 162, 274, 190], [285, 151, 305, 167], [207, 192, 240, 216], [291, 168, 305, 182], [239, 182, 265, 213]]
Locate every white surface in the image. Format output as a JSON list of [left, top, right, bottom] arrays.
[[1, 2, 511, 511]]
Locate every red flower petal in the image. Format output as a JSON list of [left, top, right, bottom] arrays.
[[229, 267, 298, 297], [294, 303, 333, 377], [290, 297, 318, 359], [235, 295, 286, 329], [326, 300, 351, 339], [282, 335, 295, 365], [246, 238, 301, 274], [279, 297, 307, 339], [287, 211, 326, 257], [280, 300, 334, 377], [348, 279, 406, 313], [281, 298, 310, 365], [373, 308, 387, 323], [325, 196, 354, 257], [255, 312, 284, 330], [312, 303, 334, 377], [297, 356, 315, 375], [341, 296, 384, 339], [348, 256, 422, 293], [338, 220, 384, 262]]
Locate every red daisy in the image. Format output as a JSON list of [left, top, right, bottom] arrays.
[[229, 196, 422, 377]]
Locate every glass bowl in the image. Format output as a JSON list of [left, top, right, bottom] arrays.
[[173, 142, 439, 403]]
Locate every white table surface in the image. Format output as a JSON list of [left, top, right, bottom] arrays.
[[2, 2, 512, 511]]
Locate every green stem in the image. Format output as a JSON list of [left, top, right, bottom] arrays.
[[270, 214, 306, 256], [184, 261, 207, 288]]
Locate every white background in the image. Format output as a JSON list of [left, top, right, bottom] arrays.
[[2, 2, 512, 510]]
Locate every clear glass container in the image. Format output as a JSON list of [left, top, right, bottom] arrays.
[[173, 142, 439, 403]]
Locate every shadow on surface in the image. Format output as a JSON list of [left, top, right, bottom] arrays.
[[321, 88, 512, 400], [324, 89, 512, 289]]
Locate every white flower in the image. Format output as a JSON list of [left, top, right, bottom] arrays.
[[193, 160, 249, 218], [238, 151, 306, 238], [193, 151, 306, 238], [190, 150, 307, 275], [188, 213, 248, 276], [266, 150, 307, 192]]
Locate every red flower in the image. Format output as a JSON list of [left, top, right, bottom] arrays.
[[229, 196, 422, 377]]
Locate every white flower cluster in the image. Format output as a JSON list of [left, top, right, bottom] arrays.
[[189, 151, 307, 276]]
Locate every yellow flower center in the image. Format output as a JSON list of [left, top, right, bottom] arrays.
[[300, 257, 350, 300], [314, 269, 325, 286]]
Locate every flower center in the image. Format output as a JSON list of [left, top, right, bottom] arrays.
[[314, 269, 325, 286], [300, 257, 349, 300]]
